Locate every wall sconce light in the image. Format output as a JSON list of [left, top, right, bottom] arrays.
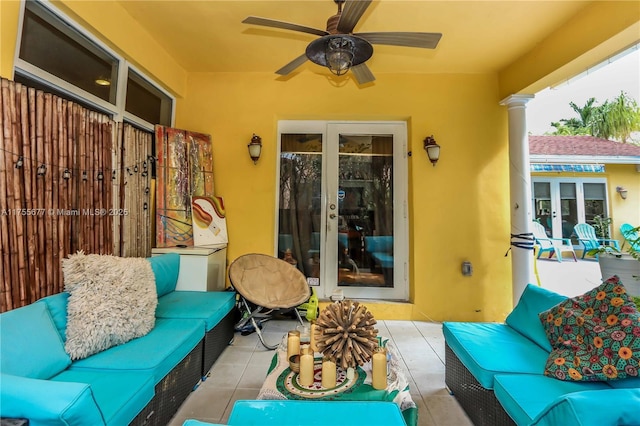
[[248, 134, 262, 164], [616, 186, 628, 200], [423, 135, 440, 166]]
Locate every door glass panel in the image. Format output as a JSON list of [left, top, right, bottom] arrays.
[[337, 135, 394, 288], [277, 134, 323, 285], [533, 182, 552, 236], [560, 183, 578, 241], [583, 183, 606, 225]]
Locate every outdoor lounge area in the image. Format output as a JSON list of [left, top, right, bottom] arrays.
[[165, 260, 640, 426], [1, 1, 639, 425]]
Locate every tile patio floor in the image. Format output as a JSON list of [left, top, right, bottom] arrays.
[[169, 258, 602, 426]]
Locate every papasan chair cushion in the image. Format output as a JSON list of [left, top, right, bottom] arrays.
[[228, 253, 310, 310]]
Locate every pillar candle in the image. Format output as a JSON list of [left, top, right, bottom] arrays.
[[299, 345, 314, 386], [372, 347, 387, 390], [321, 357, 336, 388], [287, 330, 300, 360], [310, 322, 318, 353]]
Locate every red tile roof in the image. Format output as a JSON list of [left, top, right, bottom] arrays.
[[529, 135, 640, 157]]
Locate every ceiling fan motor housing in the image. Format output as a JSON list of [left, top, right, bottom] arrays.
[[306, 35, 373, 71]]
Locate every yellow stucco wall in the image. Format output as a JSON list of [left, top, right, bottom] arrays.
[[0, 0, 21, 78], [1, 0, 636, 322], [605, 165, 640, 240], [174, 71, 513, 322]]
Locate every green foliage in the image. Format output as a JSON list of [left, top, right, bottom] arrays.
[[549, 92, 640, 142], [592, 215, 612, 239]]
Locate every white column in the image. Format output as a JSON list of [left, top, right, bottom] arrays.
[[500, 94, 535, 306]]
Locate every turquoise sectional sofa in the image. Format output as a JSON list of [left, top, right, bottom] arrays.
[[443, 283, 640, 426], [0, 253, 236, 426], [183, 400, 407, 425]]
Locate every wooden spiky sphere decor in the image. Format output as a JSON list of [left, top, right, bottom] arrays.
[[314, 300, 378, 370]]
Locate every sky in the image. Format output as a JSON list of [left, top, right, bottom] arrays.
[[527, 47, 640, 136]]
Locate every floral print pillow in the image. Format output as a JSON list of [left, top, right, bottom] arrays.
[[538, 276, 640, 381]]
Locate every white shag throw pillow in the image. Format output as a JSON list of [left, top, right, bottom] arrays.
[[63, 252, 157, 360]]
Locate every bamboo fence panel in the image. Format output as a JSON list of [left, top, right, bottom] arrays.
[[0, 78, 118, 312], [112, 122, 123, 256], [1, 80, 14, 311], [119, 124, 152, 258], [0, 80, 9, 310]]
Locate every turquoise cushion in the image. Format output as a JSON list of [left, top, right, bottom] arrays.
[[70, 318, 204, 384], [0, 303, 71, 379], [443, 322, 550, 389], [37, 293, 69, 341], [365, 236, 393, 253], [0, 373, 105, 425], [531, 388, 640, 426], [53, 369, 155, 426], [148, 253, 180, 297], [606, 376, 640, 389], [494, 374, 609, 425], [227, 400, 406, 426], [156, 291, 236, 331], [506, 284, 567, 352]]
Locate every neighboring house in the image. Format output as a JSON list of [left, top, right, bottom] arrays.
[[529, 135, 640, 246]]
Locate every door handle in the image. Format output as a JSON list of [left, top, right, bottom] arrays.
[[329, 213, 337, 219]]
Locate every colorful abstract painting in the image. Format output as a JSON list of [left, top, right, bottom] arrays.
[[155, 125, 214, 247], [192, 196, 228, 246]]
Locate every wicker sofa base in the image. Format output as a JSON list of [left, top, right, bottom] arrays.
[[130, 340, 204, 426], [203, 309, 235, 376], [445, 343, 515, 426]]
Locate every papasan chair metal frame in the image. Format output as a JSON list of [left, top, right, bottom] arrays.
[[228, 253, 311, 350]]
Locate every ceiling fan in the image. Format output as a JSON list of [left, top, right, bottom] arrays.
[[242, 0, 442, 84]]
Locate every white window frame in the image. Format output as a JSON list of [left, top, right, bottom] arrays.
[[13, 0, 175, 131]]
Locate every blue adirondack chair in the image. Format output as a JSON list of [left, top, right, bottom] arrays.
[[620, 223, 640, 252], [573, 222, 620, 259], [531, 221, 577, 262]]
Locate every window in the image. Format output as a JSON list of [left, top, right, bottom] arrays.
[[531, 178, 609, 242], [15, 0, 173, 129], [19, 1, 118, 103], [125, 70, 172, 126]]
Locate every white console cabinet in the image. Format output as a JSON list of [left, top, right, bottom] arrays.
[[151, 245, 227, 292]]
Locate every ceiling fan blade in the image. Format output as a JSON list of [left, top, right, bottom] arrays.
[[276, 54, 309, 76], [337, 0, 372, 34], [355, 32, 442, 49], [351, 63, 375, 85], [242, 16, 328, 37]]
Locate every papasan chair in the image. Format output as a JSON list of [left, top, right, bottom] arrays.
[[228, 253, 311, 349]]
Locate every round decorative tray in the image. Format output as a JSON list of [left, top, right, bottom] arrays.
[[276, 357, 366, 399]]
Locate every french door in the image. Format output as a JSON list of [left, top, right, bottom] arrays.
[[532, 178, 609, 243], [276, 121, 408, 300]]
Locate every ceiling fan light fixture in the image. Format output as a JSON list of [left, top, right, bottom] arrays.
[[306, 35, 373, 76], [326, 37, 354, 75]]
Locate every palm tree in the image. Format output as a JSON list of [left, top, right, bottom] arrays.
[[549, 98, 596, 135], [589, 92, 640, 142], [550, 92, 640, 143]]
